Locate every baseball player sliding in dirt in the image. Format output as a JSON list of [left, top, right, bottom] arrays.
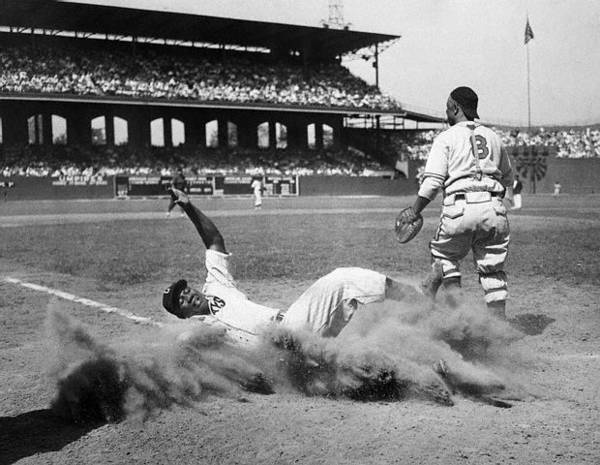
[[162, 187, 512, 406], [162, 187, 419, 338], [408, 87, 514, 320]]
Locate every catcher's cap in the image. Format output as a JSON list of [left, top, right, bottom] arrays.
[[450, 86, 479, 119], [163, 279, 188, 318]]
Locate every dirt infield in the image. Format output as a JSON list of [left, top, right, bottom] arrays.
[[1, 195, 599, 464]]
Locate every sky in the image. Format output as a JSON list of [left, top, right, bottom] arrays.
[[64, 0, 600, 126]]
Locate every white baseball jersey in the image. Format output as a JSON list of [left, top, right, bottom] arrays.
[[201, 250, 281, 334], [251, 179, 262, 195], [420, 121, 513, 305], [199, 251, 387, 339], [418, 121, 514, 199]]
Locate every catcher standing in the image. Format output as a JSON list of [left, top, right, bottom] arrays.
[[405, 87, 514, 319]]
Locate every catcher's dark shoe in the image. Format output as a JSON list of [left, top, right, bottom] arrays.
[[420, 262, 443, 299]]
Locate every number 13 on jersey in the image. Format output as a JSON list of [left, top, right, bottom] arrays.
[[474, 135, 490, 159]]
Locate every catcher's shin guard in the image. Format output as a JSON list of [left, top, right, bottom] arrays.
[[479, 271, 508, 304]]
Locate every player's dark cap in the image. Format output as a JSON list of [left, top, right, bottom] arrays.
[[450, 86, 479, 119], [163, 279, 188, 318]]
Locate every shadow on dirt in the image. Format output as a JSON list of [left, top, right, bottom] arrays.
[[0, 409, 99, 465], [509, 314, 556, 336]]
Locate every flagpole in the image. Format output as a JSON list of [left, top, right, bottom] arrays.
[[524, 16, 536, 193], [526, 40, 535, 193], [526, 37, 531, 134]]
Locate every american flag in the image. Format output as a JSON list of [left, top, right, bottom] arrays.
[[524, 18, 534, 44]]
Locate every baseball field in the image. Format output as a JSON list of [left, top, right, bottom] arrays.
[[1, 194, 599, 465]]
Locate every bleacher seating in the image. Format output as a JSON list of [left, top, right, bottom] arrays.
[[0, 144, 387, 178], [0, 41, 400, 111], [397, 127, 600, 161]]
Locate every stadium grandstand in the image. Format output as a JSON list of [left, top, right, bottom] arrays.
[[0, 0, 449, 181], [1, 0, 598, 199]]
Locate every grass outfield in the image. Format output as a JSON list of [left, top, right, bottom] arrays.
[[0, 194, 598, 289]]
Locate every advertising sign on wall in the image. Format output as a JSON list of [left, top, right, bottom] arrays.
[[115, 175, 299, 197]]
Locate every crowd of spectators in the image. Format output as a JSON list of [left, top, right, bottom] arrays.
[[3, 125, 599, 179], [495, 127, 600, 158], [0, 145, 387, 178], [0, 41, 400, 110], [396, 126, 600, 161]]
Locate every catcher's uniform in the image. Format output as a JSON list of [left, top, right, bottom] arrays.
[[419, 121, 514, 304], [199, 250, 387, 339]]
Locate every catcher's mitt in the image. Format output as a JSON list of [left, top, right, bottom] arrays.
[[394, 207, 423, 243]]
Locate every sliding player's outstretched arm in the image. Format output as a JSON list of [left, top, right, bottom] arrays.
[[169, 188, 226, 253]]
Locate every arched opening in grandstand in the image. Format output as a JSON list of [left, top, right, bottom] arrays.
[[276, 122, 287, 149], [206, 120, 218, 148], [91, 116, 107, 146], [227, 122, 238, 148], [27, 114, 44, 145], [258, 122, 269, 149], [171, 118, 185, 147], [307, 123, 334, 150], [307, 123, 316, 150], [150, 118, 165, 147], [323, 124, 334, 149], [51, 115, 67, 145], [113, 117, 128, 146]]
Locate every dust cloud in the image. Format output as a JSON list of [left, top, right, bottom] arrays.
[[44, 292, 533, 424], [45, 305, 269, 424]]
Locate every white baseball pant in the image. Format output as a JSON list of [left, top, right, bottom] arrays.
[[429, 192, 509, 304]]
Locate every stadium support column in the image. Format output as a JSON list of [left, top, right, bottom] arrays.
[[0, 102, 28, 145], [286, 119, 303, 149], [238, 118, 258, 149], [105, 110, 115, 147], [67, 108, 90, 145], [218, 118, 228, 148], [164, 117, 173, 147], [129, 111, 150, 148], [42, 112, 52, 146], [332, 118, 342, 150], [268, 121, 277, 150], [374, 43, 381, 158], [183, 117, 201, 146], [315, 123, 324, 149]]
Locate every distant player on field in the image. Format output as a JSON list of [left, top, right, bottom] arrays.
[[250, 177, 263, 209], [167, 168, 187, 217], [405, 87, 515, 320], [511, 174, 523, 210], [553, 181, 562, 196]]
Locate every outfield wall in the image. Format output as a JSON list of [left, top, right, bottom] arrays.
[[523, 158, 600, 194], [0, 176, 114, 200], [1, 157, 600, 200], [298, 176, 416, 196]]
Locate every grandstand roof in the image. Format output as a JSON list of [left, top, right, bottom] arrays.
[[1, 0, 399, 57]]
